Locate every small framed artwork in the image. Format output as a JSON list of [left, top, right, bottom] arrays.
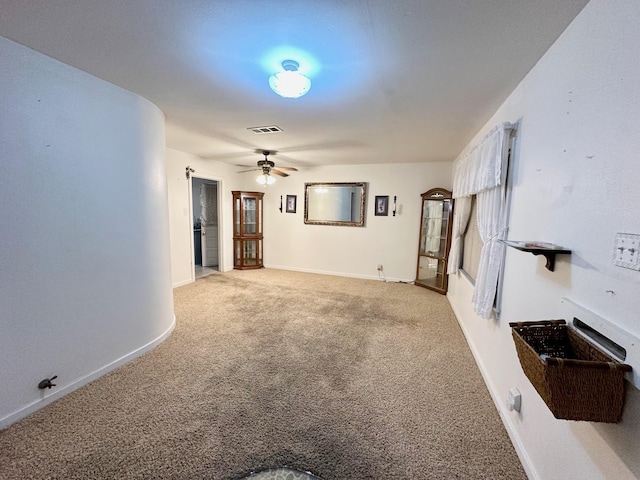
[[286, 195, 297, 213], [375, 195, 389, 216]]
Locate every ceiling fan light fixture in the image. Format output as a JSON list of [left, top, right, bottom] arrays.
[[256, 173, 275, 186], [269, 60, 310, 98]]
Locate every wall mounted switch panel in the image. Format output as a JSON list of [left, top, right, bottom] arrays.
[[613, 233, 640, 270]]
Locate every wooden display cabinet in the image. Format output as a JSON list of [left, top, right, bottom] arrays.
[[415, 188, 454, 294], [232, 191, 264, 270]]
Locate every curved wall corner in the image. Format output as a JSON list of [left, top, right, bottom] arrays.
[[0, 37, 175, 428]]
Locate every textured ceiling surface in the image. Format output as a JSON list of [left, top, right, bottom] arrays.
[[0, 0, 589, 167]]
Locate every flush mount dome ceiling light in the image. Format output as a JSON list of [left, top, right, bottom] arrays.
[[269, 60, 311, 98]]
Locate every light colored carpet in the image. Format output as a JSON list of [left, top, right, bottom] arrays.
[[0, 269, 526, 479]]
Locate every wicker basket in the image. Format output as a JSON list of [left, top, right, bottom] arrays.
[[509, 320, 631, 423]]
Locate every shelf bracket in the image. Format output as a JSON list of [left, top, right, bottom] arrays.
[[530, 251, 557, 271], [500, 240, 571, 272]]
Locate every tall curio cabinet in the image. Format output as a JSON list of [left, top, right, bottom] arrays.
[[232, 191, 264, 270], [415, 188, 454, 294]]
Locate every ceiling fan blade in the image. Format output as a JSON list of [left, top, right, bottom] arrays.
[[271, 169, 289, 177], [275, 166, 298, 171], [237, 168, 260, 173]]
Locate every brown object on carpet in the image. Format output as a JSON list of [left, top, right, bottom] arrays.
[[0, 269, 526, 479]]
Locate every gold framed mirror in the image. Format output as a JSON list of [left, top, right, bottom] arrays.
[[304, 182, 367, 226]]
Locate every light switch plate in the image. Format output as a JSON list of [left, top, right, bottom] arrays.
[[613, 233, 640, 270]]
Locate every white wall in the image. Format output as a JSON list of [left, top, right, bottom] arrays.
[[167, 152, 451, 285], [166, 148, 241, 286], [0, 37, 175, 428], [263, 162, 452, 281], [447, 1, 640, 479]]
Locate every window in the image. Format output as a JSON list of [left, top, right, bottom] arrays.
[[461, 195, 482, 282]]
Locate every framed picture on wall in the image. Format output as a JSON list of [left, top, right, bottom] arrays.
[[375, 195, 389, 216], [286, 195, 297, 213]]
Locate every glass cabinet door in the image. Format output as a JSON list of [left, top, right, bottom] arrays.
[[234, 239, 263, 268], [420, 199, 450, 258], [234, 197, 241, 236], [415, 189, 454, 294], [416, 256, 445, 286], [232, 191, 264, 269], [243, 197, 256, 234]]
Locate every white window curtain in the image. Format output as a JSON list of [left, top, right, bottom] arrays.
[[450, 123, 515, 319], [452, 124, 508, 197], [471, 185, 507, 318]]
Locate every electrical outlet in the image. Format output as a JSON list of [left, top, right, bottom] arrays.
[[613, 233, 640, 270], [376, 264, 383, 271], [506, 387, 521, 412]]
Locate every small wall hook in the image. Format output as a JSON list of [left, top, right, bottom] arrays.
[[38, 375, 58, 390], [185, 166, 195, 179]]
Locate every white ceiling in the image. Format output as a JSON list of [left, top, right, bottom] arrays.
[[0, 0, 589, 168]]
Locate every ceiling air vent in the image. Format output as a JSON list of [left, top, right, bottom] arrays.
[[247, 125, 283, 134]]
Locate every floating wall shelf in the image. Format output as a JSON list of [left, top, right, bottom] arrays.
[[501, 240, 571, 271]]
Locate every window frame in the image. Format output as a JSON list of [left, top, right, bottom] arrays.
[[460, 194, 482, 284]]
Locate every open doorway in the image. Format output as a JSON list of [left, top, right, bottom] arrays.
[[192, 177, 220, 279]]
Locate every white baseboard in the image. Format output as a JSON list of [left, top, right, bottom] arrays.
[[173, 278, 193, 288], [447, 293, 537, 480], [0, 316, 176, 430], [265, 264, 412, 284]]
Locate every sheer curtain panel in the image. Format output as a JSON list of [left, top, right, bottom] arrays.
[[450, 123, 515, 318], [471, 185, 507, 318]]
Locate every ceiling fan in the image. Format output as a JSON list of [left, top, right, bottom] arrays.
[[238, 150, 298, 184]]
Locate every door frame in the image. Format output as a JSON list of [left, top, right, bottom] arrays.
[[189, 175, 224, 281]]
